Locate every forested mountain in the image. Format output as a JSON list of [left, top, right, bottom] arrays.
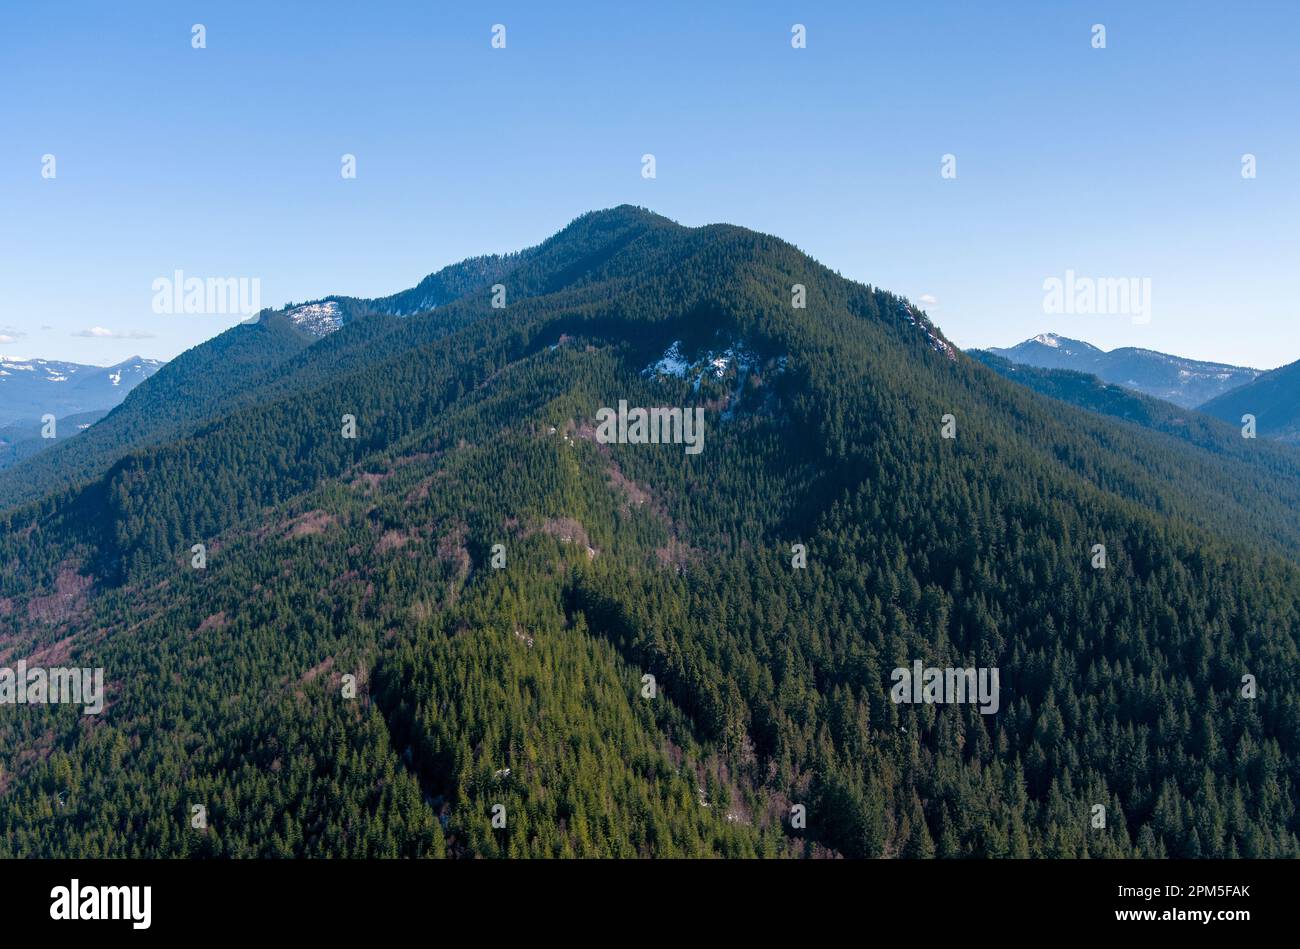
[[1, 207, 1297, 859], [985, 333, 1259, 408], [1200, 357, 1300, 443]]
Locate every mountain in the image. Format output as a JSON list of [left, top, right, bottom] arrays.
[[1199, 357, 1300, 443], [0, 355, 162, 426], [984, 333, 1259, 408], [1, 207, 1298, 860]]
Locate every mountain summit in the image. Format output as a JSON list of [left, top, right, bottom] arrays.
[[1026, 332, 1101, 354]]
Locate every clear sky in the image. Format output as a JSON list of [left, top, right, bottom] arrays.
[[1, 1, 1296, 368]]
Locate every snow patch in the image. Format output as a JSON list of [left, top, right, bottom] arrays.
[[644, 341, 767, 392], [287, 301, 343, 338], [647, 341, 691, 378], [643, 339, 788, 420]]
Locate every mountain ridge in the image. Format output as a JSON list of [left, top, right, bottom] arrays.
[[982, 332, 1260, 408]]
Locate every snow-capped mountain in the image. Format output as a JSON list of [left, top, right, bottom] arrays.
[[982, 333, 1260, 408], [0, 355, 164, 426]]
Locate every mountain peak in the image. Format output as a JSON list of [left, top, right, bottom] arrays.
[[1025, 332, 1098, 353], [578, 204, 672, 226]]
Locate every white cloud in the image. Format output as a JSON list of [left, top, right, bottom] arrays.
[[75, 326, 155, 339], [919, 294, 939, 306]]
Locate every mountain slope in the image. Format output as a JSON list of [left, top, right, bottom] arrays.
[[1, 207, 1298, 860], [1199, 357, 1300, 443], [985, 333, 1259, 408]]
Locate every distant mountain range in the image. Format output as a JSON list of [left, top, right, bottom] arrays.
[[982, 333, 1260, 408], [0, 355, 163, 426]]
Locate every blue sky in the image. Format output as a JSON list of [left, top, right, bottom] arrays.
[[1, 1, 1296, 368]]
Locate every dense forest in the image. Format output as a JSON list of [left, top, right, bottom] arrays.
[[0, 206, 1297, 858]]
